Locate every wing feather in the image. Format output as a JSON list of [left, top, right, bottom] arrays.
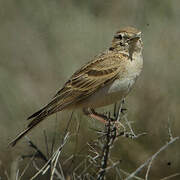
[[53, 52, 128, 108]]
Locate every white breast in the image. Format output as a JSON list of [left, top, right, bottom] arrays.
[[80, 77, 136, 108]]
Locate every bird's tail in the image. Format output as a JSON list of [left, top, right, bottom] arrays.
[[9, 94, 68, 147], [9, 115, 46, 147]]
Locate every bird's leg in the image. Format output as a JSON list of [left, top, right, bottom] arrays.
[[83, 108, 125, 132], [83, 108, 108, 124]]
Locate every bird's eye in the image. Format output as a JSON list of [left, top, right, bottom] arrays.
[[118, 34, 122, 40]]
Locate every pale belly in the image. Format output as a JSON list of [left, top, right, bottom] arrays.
[[76, 77, 136, 108]]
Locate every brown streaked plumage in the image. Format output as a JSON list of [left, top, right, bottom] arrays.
[[9, 26, 143, 147]]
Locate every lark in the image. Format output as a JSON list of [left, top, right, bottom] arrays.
[[10, 26, 143, 147]]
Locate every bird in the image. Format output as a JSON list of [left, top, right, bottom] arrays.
[[9, 26, 143, 147]]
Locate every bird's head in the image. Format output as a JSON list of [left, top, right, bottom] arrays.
[[110, 26, 143, 53]]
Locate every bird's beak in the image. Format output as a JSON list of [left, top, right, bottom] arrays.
[[129, 32, 141, 41]]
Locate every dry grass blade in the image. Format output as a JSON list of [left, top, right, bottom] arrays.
[[30, 132, 70, 180], [160, 173, 180, 180], [19, 154, 36, 179], [125, 136, 179, 180]]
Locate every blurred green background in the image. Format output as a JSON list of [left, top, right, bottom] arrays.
[[1, 0, 180, 179]]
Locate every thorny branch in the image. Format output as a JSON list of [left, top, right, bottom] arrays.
[[97, 119, 117, 180], [12, 101, 179, 180], [96, 100, 144, 180]]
